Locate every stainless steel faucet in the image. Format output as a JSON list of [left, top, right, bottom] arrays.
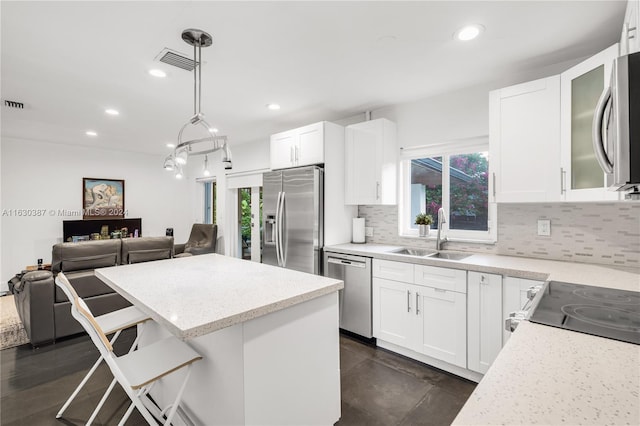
[[436, 208, 447, 251]]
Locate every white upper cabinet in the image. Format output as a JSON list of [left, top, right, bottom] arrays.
[[621, 0, 639, 55], [560, 44, 621, 201], [489, 76, 561, 202], [270, 122, 325, 170], [345, 118, 397, 205]]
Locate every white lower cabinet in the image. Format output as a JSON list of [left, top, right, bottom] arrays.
[[372, 277, 415, 348], [416, 286, 467, 368], [467, 272, 503, 374], [372, 260, 467, 369]]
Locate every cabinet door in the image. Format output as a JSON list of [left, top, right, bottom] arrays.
[[372, 277, 415, 348], [296, 122, 324, 167], [345, 121, 381, 204], [467, 272, 503, 374], [489, 76, 561, 202], [415, 286, 467, 368], [560, 44, 620, 201], [502, 277, 543, 344], [270, 131, 295, 170]]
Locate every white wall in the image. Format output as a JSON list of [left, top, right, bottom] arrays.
[[185, 138, 270, 256], [1, 137, 196, 290], [368, 55, 587, 149]]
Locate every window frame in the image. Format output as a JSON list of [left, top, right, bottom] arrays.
[[398, 137, 497, 243], [202, 179, 217, 225]]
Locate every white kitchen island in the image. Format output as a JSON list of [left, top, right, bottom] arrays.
[[96, 254, 344, 425]]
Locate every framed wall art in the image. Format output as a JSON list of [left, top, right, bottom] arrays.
[[82, 178, 125, 220]]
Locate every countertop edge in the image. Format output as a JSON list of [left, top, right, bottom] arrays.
[[96, 268, 343, 340]]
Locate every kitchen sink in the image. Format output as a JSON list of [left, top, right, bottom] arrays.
[[426, 252, 471, 261], [388, 247, 471, 261], [388, 248, 435, 257]]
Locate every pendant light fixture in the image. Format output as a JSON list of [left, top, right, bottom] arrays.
[[163, 28, 232, 178]]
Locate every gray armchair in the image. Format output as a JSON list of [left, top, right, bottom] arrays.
[[175, 224, 218, 257]]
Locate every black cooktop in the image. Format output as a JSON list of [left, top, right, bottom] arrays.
[[528, 281, 640, 345]]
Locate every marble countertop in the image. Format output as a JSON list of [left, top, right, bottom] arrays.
[[453, 321, 640, 425], [96, 254, 343, 340], [324, 243, 640, 291], [325, 243, 640, 424]]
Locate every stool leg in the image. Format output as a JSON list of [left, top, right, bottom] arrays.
[[56, 330, 122, 419]]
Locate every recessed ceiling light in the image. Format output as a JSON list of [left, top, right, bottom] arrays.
[[454, 24, 484, 41], [166, 143, 176, 148], [209, 127, 218, 133], [149, 69, 167, 78], [266, 103, 281, 111], [86, 130, 97, 137], [105, 108, 119, 116]]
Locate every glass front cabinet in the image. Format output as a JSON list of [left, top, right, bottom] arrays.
[[560, 44, 621, 201]]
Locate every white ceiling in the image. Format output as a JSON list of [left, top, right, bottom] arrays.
[[1, 1, 626, 156]]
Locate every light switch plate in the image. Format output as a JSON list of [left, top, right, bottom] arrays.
[[364, 227, 374, 237], [537, 219, 551, 236]]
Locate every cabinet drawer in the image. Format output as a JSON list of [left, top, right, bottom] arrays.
[[417, 285, 457, 302], [414, 265, 466, 293], [373, 259, 414, 282]]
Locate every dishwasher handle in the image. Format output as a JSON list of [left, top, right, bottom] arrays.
[[327, 257, 366, 268]]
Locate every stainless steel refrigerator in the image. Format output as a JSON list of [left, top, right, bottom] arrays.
[[262, 166, 323, 274]]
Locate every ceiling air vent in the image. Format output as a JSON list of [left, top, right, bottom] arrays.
[[155, 48, 198, 72], [4, 100, 24, 109]]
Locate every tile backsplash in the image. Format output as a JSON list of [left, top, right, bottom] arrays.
[[358, 203, 640, 267]]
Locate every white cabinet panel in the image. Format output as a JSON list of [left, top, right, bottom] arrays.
[[468, 272, 503, 374], [345, 118, 397, 205], [372, 277, 414, 348], [560, 44, 620, 201], [489, 76, 561, 202], [373, 259, 414, 283], [416, 287, 467, 368], [297, 122, 324, 166], [502, 277, 544, 344], [270, 130, 297, 170], [270, 122, 326, 170]]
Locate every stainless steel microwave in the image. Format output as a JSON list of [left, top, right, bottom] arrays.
[[593, 51, 640, 192]]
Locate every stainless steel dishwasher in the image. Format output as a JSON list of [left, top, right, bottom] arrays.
[[324, 253, 373, 339]]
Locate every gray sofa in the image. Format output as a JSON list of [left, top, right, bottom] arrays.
[[12, 236, 173, 347]]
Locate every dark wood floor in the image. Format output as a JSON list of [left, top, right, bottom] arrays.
[[1, 330, 475, 425]]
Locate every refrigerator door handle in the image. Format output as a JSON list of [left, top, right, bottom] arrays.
[[280, 192, 287, 267], [275, 191, 282, 267]]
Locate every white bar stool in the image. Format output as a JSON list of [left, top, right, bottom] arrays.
[[55, 272, 150, 423], [67, 278, 203, 425]]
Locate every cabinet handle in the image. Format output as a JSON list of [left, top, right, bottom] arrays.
[[415, 292, 420, 315], [480, 275, 487, 284], [492, 173, 496, 199], [560, 167, 566, 194], [290, 146, 294, 164], [407, 290, 411, 313], [295, 146, 299, 163], [376, 182, 381, 200]]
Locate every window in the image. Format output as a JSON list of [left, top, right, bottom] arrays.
[[203, 181, 217, 224], [400, 138, 496, 242]]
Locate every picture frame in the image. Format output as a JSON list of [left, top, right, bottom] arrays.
[[82, 178, 125, 220]]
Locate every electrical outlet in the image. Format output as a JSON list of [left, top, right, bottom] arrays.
[[364, 227, 374, 237], [537, 219, 551, 236]]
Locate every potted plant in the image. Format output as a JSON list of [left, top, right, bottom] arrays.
[[415, 213, 433, 237]]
